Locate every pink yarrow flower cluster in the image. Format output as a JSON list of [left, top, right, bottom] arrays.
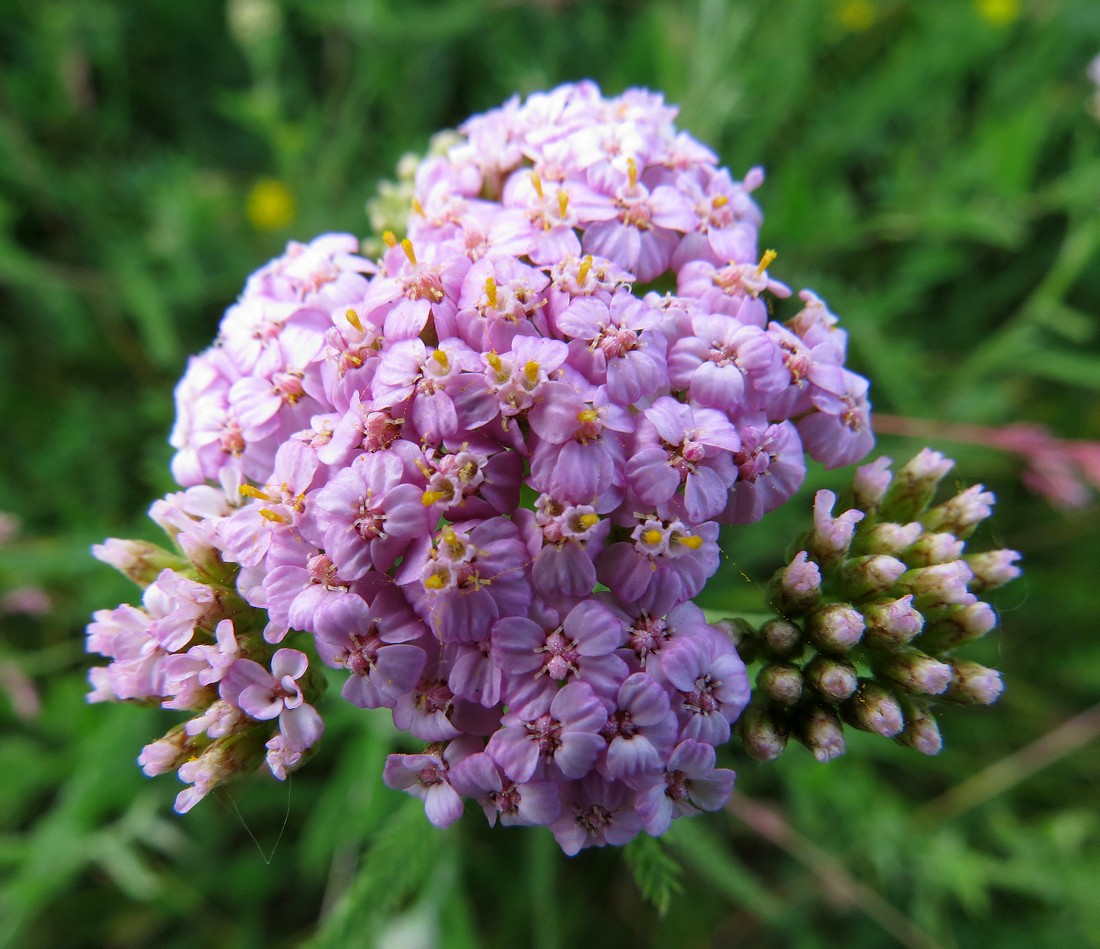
[[86, 82, 874, 852]]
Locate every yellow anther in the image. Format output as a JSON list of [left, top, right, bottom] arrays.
[[523, 361, 540, 385], [530, 171, 544, 199], [642, 529, 663, 546], [577, 255, 593, 284], [756, 249, 778, 274], [400, 238, 417, 265], [441, 526, 459, 546], [239, 484, 273, 501], [486, 351, 504, 373], [432, 349, 450, 371], [424, 572, 447, 590], [712, 195, 729, 208], [577, 409, 599, 424], [259, 508, 289, 524], [345, 308, 364, 332], [558, 190, 569, 219], [484, 276, 498, 310], [677, 534, 704, 550], [627, 157, 639, 190], [382, 230, 398, 248], [579, 513, 600, 530], [422, 490, 447, 507], [411, 196, 426, 217]]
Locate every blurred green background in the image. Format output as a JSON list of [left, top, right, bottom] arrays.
[[2, 0, 1099, 946]]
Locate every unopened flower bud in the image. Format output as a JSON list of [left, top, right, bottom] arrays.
[[795, 703, 846, 762], [872, 647, 954, 695], [917, 601, 998, 652], [849, 456, 893, 510], [178, 533, 239, 586], [93, 538, 186, 588], [836, 555, 908, 600], [739, 704, 789, 761], [879, 448, 954, 522], [896, 561, 976, 610], [757, 663, 804, 707], [712, 617, 758, 664], [807, 603, 865, 653], [905, 532, 966, 567], [806, 490, 863, 565], [852, 521, 922, 557], [943, 659, 1004, 705], [921, 485, 995, 538], [894, 696, 942, 756], [842, 681, 905, 738], [769, 551, 822, 616], [965, 549, 1022, 593], [138, 724, 205, 776], [803, 655, 859, 702], [862, 595, 924, 646], [760, 617, 805, 659]]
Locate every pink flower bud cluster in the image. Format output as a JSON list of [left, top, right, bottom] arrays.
[[87, 82, 876, 852], [740, 449, 1020, 764]]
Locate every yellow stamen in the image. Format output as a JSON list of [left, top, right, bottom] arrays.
[[345, 308, 363, 332], [523, 361, 540, 385], [627, 157, 638, 190], [239, 484, 272, 501], [579, 513, 599, 530], [712, 195, 729, 208], [678, 534, 704, 550], [530, 171, 544, 199], [558, 190, 569, 218], [259, 508, 289, 524], [486, 351, 503, 373], [382, 230, 398, 248], [756, 249, 778, 275], [424, 572, 447, 590], [400, 238, 417, 265], [642, 529, 663, 546], [411, 196, 426, 217], [432, 349, 450, 371], [577, 409, 599, 424], [422, 490, 447, 507], [441, 526, 459, 546], [578, 255, 593, 284], [484, 276, 498, 310]]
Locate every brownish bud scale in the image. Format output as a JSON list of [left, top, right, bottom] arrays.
[[862, 595, 925, 646], [807, 603, 865, 653], [842, 680, 905, 738], [757, 663, 804, 707], [760, 617, 805, 660], [871, 647, 954, 695], [943, 658, 1004, 705], [803, 655, 859, 702], [894, 696, 943, 756], [739, 704, 789, 761], [916, 601, 997, 653], [795, 703, 847, 762]]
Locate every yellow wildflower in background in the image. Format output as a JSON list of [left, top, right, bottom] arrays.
[[975, 0, 1021, 26], [246, 178, 296, 232], [835, 0, 876, 32]]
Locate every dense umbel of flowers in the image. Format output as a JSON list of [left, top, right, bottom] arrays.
[[736, 449, 1020, 763], [87, 82, 883, 854]]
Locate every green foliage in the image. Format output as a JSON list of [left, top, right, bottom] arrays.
[[2, 0, 1099, 946]]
